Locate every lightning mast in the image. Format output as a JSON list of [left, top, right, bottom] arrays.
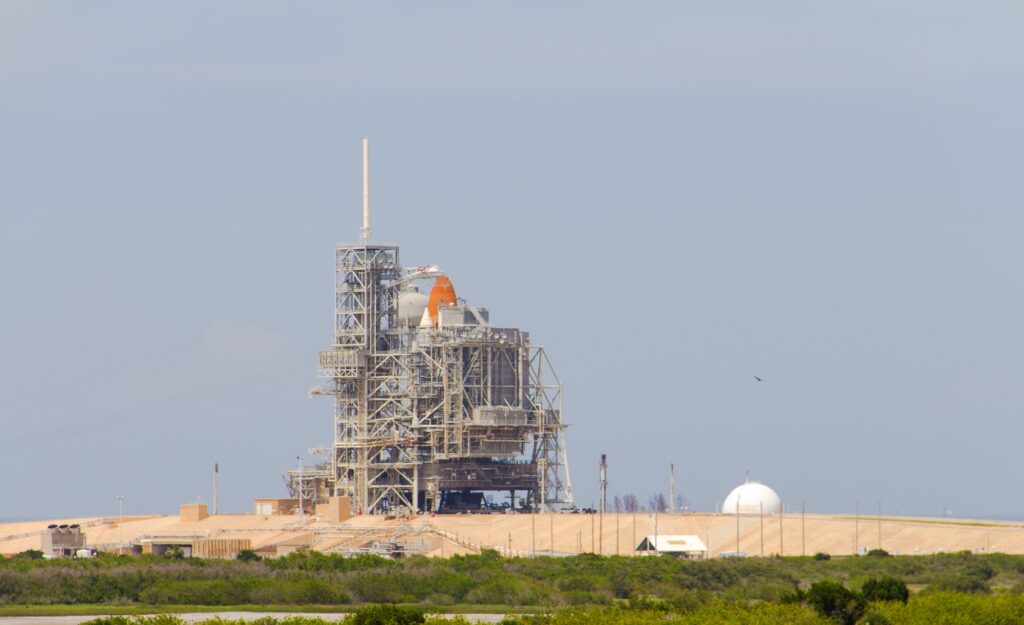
[[361, 137, 371, 244]]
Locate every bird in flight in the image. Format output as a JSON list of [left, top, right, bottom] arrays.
[[754, 376, 762, 382]]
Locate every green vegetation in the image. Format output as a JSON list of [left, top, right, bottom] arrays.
[[862, 576, 910, 604], [163, 547, 186, 560], [351, 605, 425, 625], [5, 549, 1024, 621], [80, 607, 832, 625], [74, 598, 1024, 625], [805, 580, 866, 625]]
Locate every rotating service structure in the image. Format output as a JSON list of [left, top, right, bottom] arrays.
[[283, 142, 572, 514]]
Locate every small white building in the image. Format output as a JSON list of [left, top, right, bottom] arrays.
[[635, 534, 707, 558]]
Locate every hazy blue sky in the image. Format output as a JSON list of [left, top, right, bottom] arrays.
[[2, 2, 1023, 520]]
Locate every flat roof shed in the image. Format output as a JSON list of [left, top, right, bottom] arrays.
[[636, 534, 707, 558]]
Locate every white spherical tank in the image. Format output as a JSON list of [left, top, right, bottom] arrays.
[[721, 480, 782, 514], [397, 291, 429, 327]]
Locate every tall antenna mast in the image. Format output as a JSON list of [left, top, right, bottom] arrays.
[[361, 137, 371, 244], [598, 454, 608, 514]]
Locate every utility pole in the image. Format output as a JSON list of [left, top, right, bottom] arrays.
[[550, 511, 554, 556], [213, 463, 219, 516], [759, 502, 764, 557], [653, 507, 659, 556], [531, 511, 536, 556], [779, 502, 784, 556], [877, 500, 882, 551], [669, 463, 676, 513], [801, 499, 806, 556], [116, 495, 124, 553], [854, 500, 859, 555], [598, 454, 606, 555]]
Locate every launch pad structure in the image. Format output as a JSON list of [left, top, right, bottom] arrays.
[[284, 140, 573, 515]]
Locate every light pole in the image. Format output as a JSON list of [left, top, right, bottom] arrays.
[[116, 495, 124, 553], [854, 500, 860, 555], [651, 507, 659, 555], [877, 500, 882, 551], [550, 510, 554, 556], [759, 502, 764, 557]]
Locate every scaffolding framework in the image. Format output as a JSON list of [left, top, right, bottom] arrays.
[[286, 243, 573, 514]]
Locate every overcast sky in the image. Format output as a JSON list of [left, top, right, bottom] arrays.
[[2, 2, 1023, 520]]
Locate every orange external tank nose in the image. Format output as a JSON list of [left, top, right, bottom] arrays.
[[427, 275, 457, 326]]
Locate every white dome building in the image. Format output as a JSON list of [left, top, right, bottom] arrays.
[[721, 479, 782, 514]]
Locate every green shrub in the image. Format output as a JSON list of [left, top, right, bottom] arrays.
[[81, 618, 135, 625], [163, 547, 185, 560], [346, 571, 420, 603], [557, 577, 597, 592], [861, 576, 909, 604], [14, 549, 1024, 610], [858, 610, 892, 625], [560, 590, 611, 606], [872, 592, 1024, 625], [351, 605, 425, 625], [780, 586, 806, 604], [928, 572, 990, 594], [813, 552, 831, 561], [463, 577, 550, 606], [805, 580, 865, 625], [866, 549, 890, 558], [142, 617, 186, 625], [236, 550, 262, 562], [15, 550, 44, 560], [664, 589, 708, 612], [267, 551, 392, 573], [137, 578, 349, 605]]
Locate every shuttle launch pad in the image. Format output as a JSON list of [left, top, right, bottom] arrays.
[[283, 140, 573, 515]]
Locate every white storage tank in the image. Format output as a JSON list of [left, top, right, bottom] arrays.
[[397, 290, 428, 327], [721, 479, 782, 514]]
